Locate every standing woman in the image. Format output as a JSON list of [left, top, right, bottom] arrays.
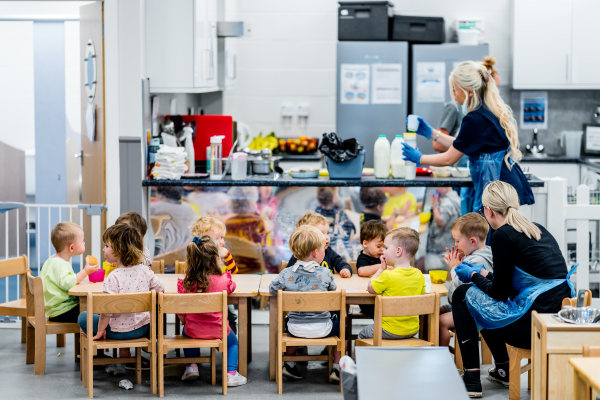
[[402, 61, 534, 213], [451, 181, 574, 398]]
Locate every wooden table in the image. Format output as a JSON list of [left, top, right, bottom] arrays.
[[69, 273, 261, 377], [259, 273, 448, 380], [356, 347, 468, 399], [532, 312, 600, 400], [570, 357, 600, 400]]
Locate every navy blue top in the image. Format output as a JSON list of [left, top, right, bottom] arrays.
[[453, 105, 510, 156]]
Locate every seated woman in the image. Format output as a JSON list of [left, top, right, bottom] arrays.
[[452, 181, 574, 398]]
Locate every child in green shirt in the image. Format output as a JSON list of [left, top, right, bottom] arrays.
[[359, 227, 426, 339], [40, 222, 99, 322]]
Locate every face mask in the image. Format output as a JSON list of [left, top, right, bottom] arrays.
[[461, 99, 469, 115]]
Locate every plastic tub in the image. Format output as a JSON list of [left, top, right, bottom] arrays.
[[88, 269, 106, 283], [326, 150, 365, 180]]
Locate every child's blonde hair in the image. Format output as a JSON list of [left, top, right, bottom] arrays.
[[51, 222, 82, 252], [451, 213, 489, 242], [289, 225, 326, 260], [190, 216, 226, 237], [386, 227, 419, 259], [296, 211, 328, 228], [102, 224, 143, 266], [449, 60, 521, 167], [482, 181, 541, 240]]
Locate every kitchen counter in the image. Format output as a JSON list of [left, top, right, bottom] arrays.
[[143, 175, 545, 187]]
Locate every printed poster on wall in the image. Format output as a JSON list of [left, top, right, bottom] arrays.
[[416, 62, 445, 103], [371, 63, 402, 104], [340, 64, 370, 105]]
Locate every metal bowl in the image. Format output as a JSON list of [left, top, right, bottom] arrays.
[[557, 307, 600, 324], [250, 158, 271, 174]]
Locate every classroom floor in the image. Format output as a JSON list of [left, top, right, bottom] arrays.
[[0, 312, 531, 399]]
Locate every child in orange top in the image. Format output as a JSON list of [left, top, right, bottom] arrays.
[[190, 216, 237, 274], [177, 236, 247, 387]]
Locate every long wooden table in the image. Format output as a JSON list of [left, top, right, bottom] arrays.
[[570, 357, 600, 400], [259, 273, 448, 380], [69, 274, 261, 377]]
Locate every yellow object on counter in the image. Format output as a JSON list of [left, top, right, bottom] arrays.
[[102, 261, 117, 276], [429, 270, 448, 283]]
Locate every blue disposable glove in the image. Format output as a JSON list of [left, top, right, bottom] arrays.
[[454, 262, 484, 283], [401, 142, 422, 165], [406, 115, 433, 139]]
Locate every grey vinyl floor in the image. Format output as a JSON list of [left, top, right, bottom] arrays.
[[0, 315, 529, 399]]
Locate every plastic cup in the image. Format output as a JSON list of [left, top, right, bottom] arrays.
[[88, 269, 106, 283], [407, 114, 419, 132]]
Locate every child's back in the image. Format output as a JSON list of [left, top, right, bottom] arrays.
[[41, 257, 79, 318]]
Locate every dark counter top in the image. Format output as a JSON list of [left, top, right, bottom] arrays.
[[143, 175, 545, 188], [521, 156, 581, 163]]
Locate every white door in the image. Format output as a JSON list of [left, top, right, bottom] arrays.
[[512, 0, 571, 88], [571, 0, 600, 86]]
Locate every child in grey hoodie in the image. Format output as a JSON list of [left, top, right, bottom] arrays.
[[440, 213, 494, 347]]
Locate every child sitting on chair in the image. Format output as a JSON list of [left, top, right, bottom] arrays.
[[177, 236, 247, 386], [440, 213, 493, 347], [356, 220, 388, 317], [286, 211, 352, 278], [77, 224, 165, 375], [359, 187, 406, 230], [270, 225, 341, 382], [358, 227, 425, 340], [190, 216, 239, 333], [41, 222, 100, 323], [115, 211, 152, 267]]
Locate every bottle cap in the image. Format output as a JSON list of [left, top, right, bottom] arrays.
[[378, 134, 386, 138], [404, 131, 416, 137], [395, 134, 403, 138]]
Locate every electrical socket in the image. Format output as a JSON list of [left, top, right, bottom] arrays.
[[281, 102, 294, 118], [297, 102, 309, 117]]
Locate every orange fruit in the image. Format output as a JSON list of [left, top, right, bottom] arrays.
[[86, 255, 98, 266]]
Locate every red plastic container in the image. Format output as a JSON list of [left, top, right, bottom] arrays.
[[88, 269, 106, 283]]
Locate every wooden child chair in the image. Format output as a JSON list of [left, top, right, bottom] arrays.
[[355, 292, 440, 348], [507, 289, 592, 400], [277, 289, 346, 394], [0, 255, 29, 343], [25, 271, 80, 375], [151, 259, 165, 274], [449, 330, 493, 369], [80, 291, 157, 398], [157, 291, 228, 396]]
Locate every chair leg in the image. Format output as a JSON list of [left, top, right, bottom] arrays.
[[527, 368, 531, 389], [277, 345, 283, 394], [25, 322, 35, 364], [150, 347, 157, 395], [453, 332, 463, 370], [211, 348, 216, 385], [481, 336, 492, 365], [34, 326, 46, 375], [222, 350, 227, 396], [174, 318, 181, 357], [56, 333, 65, 348], [328, 346, 333, 383], [507, 347, 521, 400], [158, 348, 164, 398], [74, 333, 80, 363], [86, 345, 94, 398], [21, 317, 26, 343], [136, 348, 142, 385], [81, 346, 87, 388]]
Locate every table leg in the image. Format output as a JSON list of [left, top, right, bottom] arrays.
[[238, 298, 248, 377], [269, 296, 277, 381], [247, 298, 252, 364], [573, 370, 589, 400]]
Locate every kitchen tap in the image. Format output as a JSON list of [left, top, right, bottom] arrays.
[[525, 128, 545, 157]]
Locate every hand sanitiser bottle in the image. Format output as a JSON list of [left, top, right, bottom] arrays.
[[374, 135, 391, 179], [390, 134, 405, 179]]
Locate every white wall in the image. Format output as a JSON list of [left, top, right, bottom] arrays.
[[223, 0, 513, 139]]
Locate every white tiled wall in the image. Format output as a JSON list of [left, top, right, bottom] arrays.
[[223, 0, 513, 140]]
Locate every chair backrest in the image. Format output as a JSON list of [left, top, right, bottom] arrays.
[[26, 271, 45, 325], [373, 293, 440, 346], [88, 291, 155, 315], [583, 345, 600, 357], [280, 260, 356, 274], [562, 289, 592, 308], [225, 235, 265, 273], [1, 255, 28, 298], [174, 260, 187, 274], [151, 259, 165, 274], [278, 290, 346, 313]]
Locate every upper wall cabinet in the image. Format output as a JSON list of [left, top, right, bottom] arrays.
[[513, 0, 600, 89], [146, 0, 218, 93]]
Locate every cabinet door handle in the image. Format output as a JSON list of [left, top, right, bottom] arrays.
[[566, 54, 569, 82]]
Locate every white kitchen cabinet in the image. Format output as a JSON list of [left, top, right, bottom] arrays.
[[512, 0, 600, 89], [146, 0, 218, 93]]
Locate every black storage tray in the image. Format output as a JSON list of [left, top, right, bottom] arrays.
[[391, 15, 445, 43], [338, 1, 393, 41]]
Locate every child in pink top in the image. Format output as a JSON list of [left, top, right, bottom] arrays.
[[78, 224, 165, 375], [177, 236, 247, 386]]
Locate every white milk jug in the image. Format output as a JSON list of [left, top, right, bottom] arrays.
[[374, 135, 391, 179], [390, 134, 405, 179]]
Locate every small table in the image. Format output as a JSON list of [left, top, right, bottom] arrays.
[[259, 274, 448, 380], [532, 312, 600, 400], [570, 357, 600, 400], [69, 273, 261, 377], [356, 347, 468, 399]]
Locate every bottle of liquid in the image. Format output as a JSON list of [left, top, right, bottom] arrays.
[[182, 126, 195, 174], [404, 131, 417, 180], [374, 135, 390, 179], [209, 135, 225, 179], [390, 134, 406, 179]]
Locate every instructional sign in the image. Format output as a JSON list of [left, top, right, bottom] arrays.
[[416, 62, 445, 103], [340, 64, 370, 105], [371, 63, 403, 104]]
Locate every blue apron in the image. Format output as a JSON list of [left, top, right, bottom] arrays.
[[465, 264, 577, 331], [467, 106, 535, 212]]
